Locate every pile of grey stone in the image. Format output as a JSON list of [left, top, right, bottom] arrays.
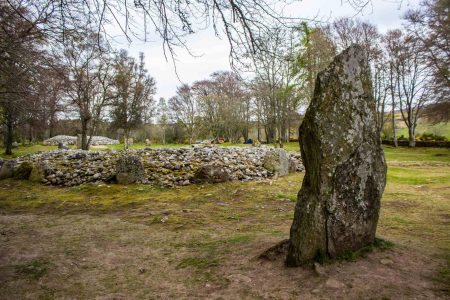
[[0, 146, 304, 187], [43, 135, 77, 145], [43, 135, 119, 146]]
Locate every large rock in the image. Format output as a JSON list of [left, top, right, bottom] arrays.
[[286, 45, 387, 266], [115, 154, 145, 184], [13, 162, 33, 180], [29, 161, 51, 182], [0, 160, 17, 179], [192, 165, 231, 184], [262, 149, 289, 177]]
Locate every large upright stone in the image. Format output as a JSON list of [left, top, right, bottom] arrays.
[[286, 45, 387, 266], [115, 154, 145, 184], [262, 149, 289, 177]]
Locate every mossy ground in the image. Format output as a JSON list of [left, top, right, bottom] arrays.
[[0, 146, 449, 298]]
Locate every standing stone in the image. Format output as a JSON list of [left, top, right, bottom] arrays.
[[115, 154, 145, 184], [29, 161, 51, 182], [286, 45, 387, 266], [58, 142, 69, 150], [0, 160, 17, 179], [262, 149, 289, 177]]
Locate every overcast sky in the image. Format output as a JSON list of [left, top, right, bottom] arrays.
[[111, 0, 420, 101]]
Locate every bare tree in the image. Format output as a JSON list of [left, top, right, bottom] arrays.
[[4, 0, 324, 69], [326, 17, 380, 63], [383, 30, 403, 147], [404, 0, 449, 113], [168, 84, 197, 144], [0, 3, 47, 154], [61, 31, 114, 150], [394, 33, 432, 147], [192, 71, 247, 142]]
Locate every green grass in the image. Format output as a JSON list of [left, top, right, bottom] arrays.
[[15, 259, 51, 280], [383, 146, 450, 163], [176, 257, 220, 270], [397, 121, 450, 139]]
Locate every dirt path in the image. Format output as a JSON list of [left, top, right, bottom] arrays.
[[0, 212, 447, 299]]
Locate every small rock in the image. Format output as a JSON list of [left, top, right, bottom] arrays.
[[227, 274, 252, 284], [325, 278, 345, 289], [313, 262, 326, 276], [380, 258, 393, 265]]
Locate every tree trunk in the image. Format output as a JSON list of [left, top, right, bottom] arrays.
[[391, 110, 398, 147], [80, 118, 90, 150], [4, 116, 13, 155], [124, 128, 129, 150], [49, 114, 55, 138], [408, 126, 415, 147]]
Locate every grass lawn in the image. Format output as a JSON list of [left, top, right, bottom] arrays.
[[0, 146, 449, 298], [397, 121, 450, 139]]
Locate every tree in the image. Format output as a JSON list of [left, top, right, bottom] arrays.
[[394, 34, 431, 147], [169, 84, 198, 144], [0, 4, 46, 154], [192, 71, 248, 142], [326, 17, 381, 63], [4, 0, 321, 68], [404, 0, 449, 118], [111, 50, 156, 149], [292, 23, 335, 107], [61, 31, 114, 150], [249, 26, 304, 146], [157, 98, 169, 145], [372, 54, 390, 135], [383, 30, 403, 147]]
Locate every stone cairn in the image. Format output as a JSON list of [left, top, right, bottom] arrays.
[[286, 44, 387, 266], [0, 146, 304, 187]]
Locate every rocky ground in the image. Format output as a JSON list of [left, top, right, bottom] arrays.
[[9, 146, 303, 187]]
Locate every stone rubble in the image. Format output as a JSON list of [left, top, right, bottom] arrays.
[[43, 135, 119, 146], [11, 146, 303, 187]]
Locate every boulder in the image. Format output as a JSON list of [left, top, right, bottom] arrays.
[[286, 45, 387, 266], [115, 154, 145, 184], [0, 160, 17, 179], [13, 162, 33, 180], [288, 159, 297, 173], [29, 161, 51, 182], [58, 142, 69, 150], [192, 165, 230, 184], [262, 149, 289, 176]]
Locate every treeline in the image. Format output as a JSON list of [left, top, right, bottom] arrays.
[[1, 0, 448, 154]]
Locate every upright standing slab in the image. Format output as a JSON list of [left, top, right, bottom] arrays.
[[286, 44, 387, 266]]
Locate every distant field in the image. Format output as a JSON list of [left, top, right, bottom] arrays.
[[391, 114, 450, 139]]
